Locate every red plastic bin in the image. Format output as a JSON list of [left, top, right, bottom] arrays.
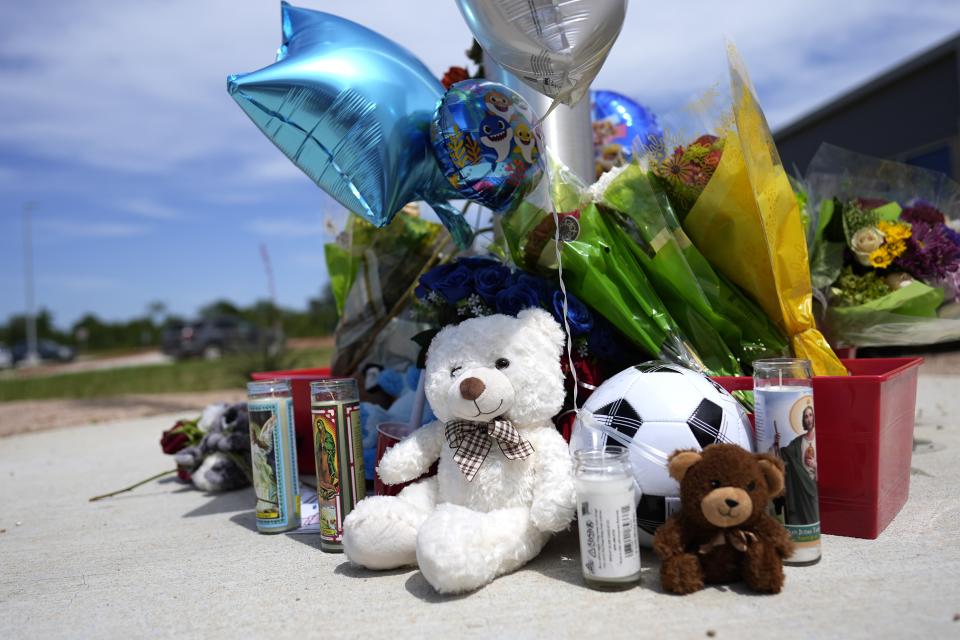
[[713, 357, 923, 539], [250, 367, 331, 475]]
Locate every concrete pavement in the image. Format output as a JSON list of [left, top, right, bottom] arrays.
[[0, 375, 958, 639]]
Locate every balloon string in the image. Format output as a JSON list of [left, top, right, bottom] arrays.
[[534, 99, 562, 130], [551, 206, 581, 418]]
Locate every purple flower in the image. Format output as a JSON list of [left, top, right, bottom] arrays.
[[901, 201, 946, 226], [417, 263, 474, 303], [474, 264, 512, 305], [895, 222, 960, 281], [495, 283, 541, 316], [551, 289, 593, 336], [944, 225, 960, 247]]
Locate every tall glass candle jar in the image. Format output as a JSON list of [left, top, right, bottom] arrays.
[[246, 380, 301, 534], [574, 448, 641, 589], [310, 378, 363, 552], [753, 358, 821, 565]]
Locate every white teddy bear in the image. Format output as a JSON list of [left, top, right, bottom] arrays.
[[343, 308, 576, 593]]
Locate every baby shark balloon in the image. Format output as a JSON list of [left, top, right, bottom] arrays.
[[431, 80, 545, 212], [228, 2, 472, 246]]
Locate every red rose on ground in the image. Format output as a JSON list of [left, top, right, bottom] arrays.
[[160, 423, 190, 454], [176, 466, 193, 482], [441, 66, 469, 89]]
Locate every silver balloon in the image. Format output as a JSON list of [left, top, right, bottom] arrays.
[[484, 56, 594, 185], [456, 0, 628, 108]]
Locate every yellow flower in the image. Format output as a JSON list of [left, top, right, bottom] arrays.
[[887, 239, 907, 259], [869, 248, 893, 269], [877, 221, 911, 242]]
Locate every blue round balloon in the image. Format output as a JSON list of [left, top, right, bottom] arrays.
[[431, 80, 544, 212], [590, 89, 662, 175], [228, 2, 472, 247]]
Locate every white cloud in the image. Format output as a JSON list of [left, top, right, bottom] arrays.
[[38, 219, 150, 238], [115, 196, 181, 220], [244, 216, 326, 238], [0, 0, 956, 178], [241, 156, 310, 184], [593, 1, 960, 131]]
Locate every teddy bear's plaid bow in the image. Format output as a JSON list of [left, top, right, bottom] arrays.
[[444, 419, 535, 482], [698, 529, 758, 555]]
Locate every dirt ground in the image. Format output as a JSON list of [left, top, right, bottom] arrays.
[[0, 390, 246, 437], [1, 347, 954, 439]]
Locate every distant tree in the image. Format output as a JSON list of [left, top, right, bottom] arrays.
[[0, 308, 64, 345], [145, 300, 167, 325], [199, 299, 241, 319]]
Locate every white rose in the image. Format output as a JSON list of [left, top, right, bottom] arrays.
[[885, 272, 914, 290], [850, 226, 885, 266]]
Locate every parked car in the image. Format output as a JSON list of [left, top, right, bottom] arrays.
[[161, 316, 282, 360], [11, 339, 76, 364], [0, 344, 12, 369]]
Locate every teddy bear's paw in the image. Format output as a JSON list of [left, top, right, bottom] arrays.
[[529, 497, 575, 533], [741, 545, 786, 594], [416, 504, 548, 593], [660, 553, 705, 595], [376, 448, 417, 486], [342, 496, 426, 570], [415, 505, 494, 593]]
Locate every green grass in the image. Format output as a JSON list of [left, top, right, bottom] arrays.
[[0, 347, 334, 402]]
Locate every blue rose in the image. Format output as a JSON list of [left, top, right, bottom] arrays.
[[474, 264, 512, 305], [457, 256, 500, 270], [418, 263, 474, 303], [587, 318, 620, 361], [495, 283, 541, 316], [512, 272, 548, 305], [551, 289, 593, 336]]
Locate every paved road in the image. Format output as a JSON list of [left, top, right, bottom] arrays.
[[0, 375, 957, 639]]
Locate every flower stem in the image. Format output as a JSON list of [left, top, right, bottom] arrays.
[[88, 468, 177, 502]]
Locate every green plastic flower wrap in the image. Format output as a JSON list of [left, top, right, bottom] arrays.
[[502, 162, 711, 373], [646, 47, 846, 376], [805, 144, 960, 346], [598, 163, 788, 372]]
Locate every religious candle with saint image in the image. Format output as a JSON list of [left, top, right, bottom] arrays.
[[310, 378, 363, 552], [753, 359, 821, 565]]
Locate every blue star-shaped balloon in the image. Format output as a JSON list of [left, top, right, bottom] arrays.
[[228, 2, 472, 246]]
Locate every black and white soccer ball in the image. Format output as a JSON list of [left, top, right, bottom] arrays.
[[570, 361, 755, 546]]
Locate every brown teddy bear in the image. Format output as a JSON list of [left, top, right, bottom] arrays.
[[653, 444, 795, 594]]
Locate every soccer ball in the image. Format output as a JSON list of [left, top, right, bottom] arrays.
[[570, 361, 755, 546]]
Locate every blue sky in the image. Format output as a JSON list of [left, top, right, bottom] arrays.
[[0, 0, 958, 328]]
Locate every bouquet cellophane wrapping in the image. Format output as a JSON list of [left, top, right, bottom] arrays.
[[324, 211, 447, 375], [681, 48, 845, 376], [601, 164, 788, 372], [806, 144, 960, 346], [502, 163, 706, 371]]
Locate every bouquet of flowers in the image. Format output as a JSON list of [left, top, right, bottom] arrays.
[[641, 47, 845, 376], [324, 207, 450, 376], [90, 403, 251, 502], [805, 144, 960, 346]]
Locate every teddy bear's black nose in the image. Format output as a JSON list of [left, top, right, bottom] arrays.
[[724, 498, 739, 508], [460, 377, 486, 401]]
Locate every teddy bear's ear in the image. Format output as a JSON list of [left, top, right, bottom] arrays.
[[517, 307, 565, 349], [667, 449, 702, 483], [755, 453, 786, 497]]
